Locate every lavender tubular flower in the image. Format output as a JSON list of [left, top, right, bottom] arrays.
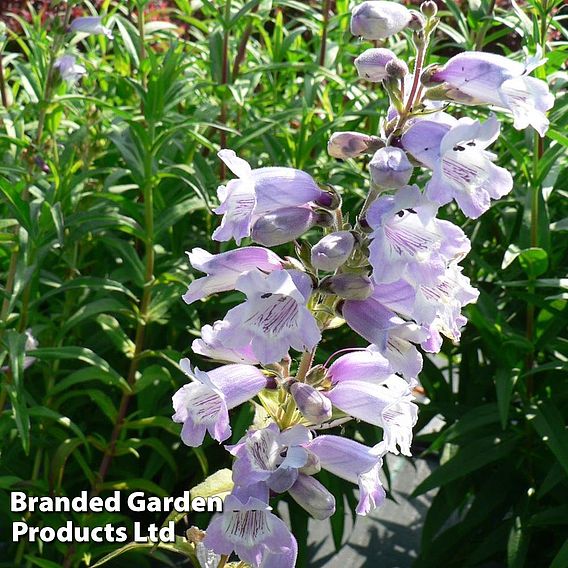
[[192, 321, 259, 365], [351, 1, 412, 40], [54, 55, 86, 85], [325, 375, 418, 456], [172, 360, 267, 447], [288, 474, 336, 520], [311, 231, 355, 271], [213, 150, 331, 244], [427, 50, 554, 136], [70, 16, 113, 39], [366, 185, 470, 284], [307, 436, 387, 515], [327, 348, 392, 384], [229, 424, 311, 493], [182, 246, 283, 304], [403, 115, 513, 218], [203, 495, 297, 568], [215, 269, 321, 365], [320, 273, 374, 300]]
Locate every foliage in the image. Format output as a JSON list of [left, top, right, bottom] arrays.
[[0, 0, 567, 567]]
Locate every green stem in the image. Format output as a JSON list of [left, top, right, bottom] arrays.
[[319, 0, 331, 67], [296, 349, 315, 382], [219, 0, 232, 176]]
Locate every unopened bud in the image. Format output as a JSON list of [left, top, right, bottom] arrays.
[[420, 0, 438, 17], [354, 48, 396, 82], [369, 147, 413, 189], [328, 131, 383, 159], [420, 63, 443, 87], [385, 58, 409, 79], [288, 474, 336, 520], [299, 452, 321, 475], [315, 185, 342, 209], [319, 274, 374, 300], [408, 11, 426, 31], [350, 1, 412, 40], [290, 382, 332, 424], [314, 209, 335, 228], [305, 364, 330, 387], [311, 231, 355, 272], [251, 207, 316, 246]]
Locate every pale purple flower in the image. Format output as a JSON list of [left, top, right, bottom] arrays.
[[213, 150, 330, 244], [290, 382, 332, 424], [428, 49, 554, 136], [414, 263, 479, 352], [366, 185, 470, 284], [70, 16, 113, 39], [325, 375, 418, 456], [328, 131, 382, 159], [182, 246, 283, 305], [354, 48, 397, 82], [54, 55, 86, 85], [172, 360, 267, 447], [215, 269, 321, 365], [427, 116, 513, 218], [228, 423, 311, 493], [192, 321, 259, 365], [203, 495, 297, 568], [306, 436, 387, 515], [311, 231, 355, 271], [251, 206, 317, 246], [351, 1, 412, 40], [369, 147, 413, 189], [288, 474, 336, 520]]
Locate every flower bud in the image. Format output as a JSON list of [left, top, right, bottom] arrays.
[[354, 48, 396, 82], [319, 274, 374, 300], [420, 0, 438, 17], [408, 11, 426, 31], [290, 382, 332, 424], [314, 209, 335, 228], [251, 207, 316, 246], [315, 185, 342, 209], [288, 474, 336, 520], [350, 1, 412, 40], [305, 364, 330, 387], [369, 147, 413, 189], [385, 58, 409, 79], [311, 231, 355, 272], [328, 131, 383, 159]]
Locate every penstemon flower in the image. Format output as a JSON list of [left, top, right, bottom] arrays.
[[54, 55, 86, 85], [70, 16, 113, 39], [171, 2, 554, 565]]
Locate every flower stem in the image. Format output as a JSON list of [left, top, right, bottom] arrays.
[[319, 0, 331, 67], [296, 348, 315, 382]]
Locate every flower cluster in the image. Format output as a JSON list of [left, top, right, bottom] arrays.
[[172, 2, 553, 566]]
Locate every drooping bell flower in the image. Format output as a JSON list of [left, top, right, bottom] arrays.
[[182, 247, 283, 305], [325, 375, 418, 456], [426, 49, 554, 136], [228, 423, 311, 493], [328, 131, 383, 159], [354, 48, 398, 82], [213, 150, 331, 244], [251, 206, 318, 247], [288, 474, 336, 520], [369, 147, 413, 189], [214, 269, 321, 365], [366, 185, 470, 285], [306, 436, 387, 515], [54, 55, 86, 85], [202, 495, 297, 568], [172, 359, 268, 447], [311, 231, 355, 271], [327, 348, 392, 384], [289, 382, 332, 424], [192, 321, 259, 365], [70, 16, 113, 39], [350, 1, 412, 40]]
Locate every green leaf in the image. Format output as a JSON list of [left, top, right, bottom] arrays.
[[518, 247, 548, 279]]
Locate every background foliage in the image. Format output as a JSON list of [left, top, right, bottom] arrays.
[[0, 0, 567, 566]]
